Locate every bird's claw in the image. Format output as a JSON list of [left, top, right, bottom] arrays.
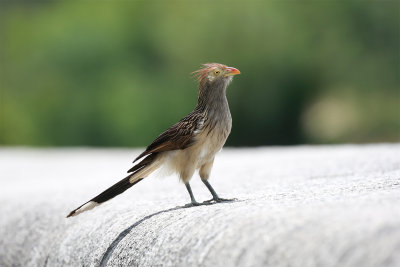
[[183, 201, 202, 208], [184, 198, 238, 208], [202, 197, 237, 204]]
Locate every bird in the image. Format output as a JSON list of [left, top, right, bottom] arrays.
[[67, 63, 240, 218]]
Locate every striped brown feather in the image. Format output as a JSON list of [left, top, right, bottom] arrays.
[[127, 153, 158, 173], [133, 111, 204, 163]]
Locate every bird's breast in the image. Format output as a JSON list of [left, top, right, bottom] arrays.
[[196, 111, 232, 165]]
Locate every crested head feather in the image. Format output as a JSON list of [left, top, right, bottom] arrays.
[[191, 63, 228, 81]]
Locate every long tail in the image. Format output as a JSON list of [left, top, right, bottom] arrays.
[[67, 153, 160, 218]]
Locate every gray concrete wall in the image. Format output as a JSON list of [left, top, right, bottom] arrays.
[[0, 144, 399, 267]]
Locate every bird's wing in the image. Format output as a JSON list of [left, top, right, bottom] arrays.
[[132, 111, 204, 164]]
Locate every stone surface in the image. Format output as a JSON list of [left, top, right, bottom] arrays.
[[0, 144, 399, 267]]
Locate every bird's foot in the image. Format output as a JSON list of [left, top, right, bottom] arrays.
[[202, 197, 237, 204], [183, 201, 202, 208]]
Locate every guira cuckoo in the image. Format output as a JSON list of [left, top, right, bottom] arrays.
[[67, 63, 240, 217]]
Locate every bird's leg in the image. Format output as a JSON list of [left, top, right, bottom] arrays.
[[184, 182, 201, 207], [201, 179, 236, 203]]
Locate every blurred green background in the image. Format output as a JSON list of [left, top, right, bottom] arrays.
[[0, 1, 399, 147]]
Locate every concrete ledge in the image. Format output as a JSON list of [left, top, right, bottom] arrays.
[[0, 144, 399, 267]]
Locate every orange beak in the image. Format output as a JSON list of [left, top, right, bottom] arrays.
[[226, 67, 241, 76]]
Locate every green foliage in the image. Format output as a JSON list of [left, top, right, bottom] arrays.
[[0, 1, 398, 146]]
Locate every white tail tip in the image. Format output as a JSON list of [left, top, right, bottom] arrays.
[[67, 201, 99, 218]]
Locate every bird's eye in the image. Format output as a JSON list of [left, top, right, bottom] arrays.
[[214, 70, 220, 75]]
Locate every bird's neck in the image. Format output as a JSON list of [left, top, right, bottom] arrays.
[[196, 78, 230, 114]]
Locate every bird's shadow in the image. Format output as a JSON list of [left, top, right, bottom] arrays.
[[99, 199, 240, 266]]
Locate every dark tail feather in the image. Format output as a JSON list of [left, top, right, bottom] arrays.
[[92, 175, 143, 204], [66, 175, 143, 218], [67, 153, 158, 218]]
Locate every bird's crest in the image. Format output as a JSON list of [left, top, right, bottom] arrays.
[[191, 63, 227, 81]]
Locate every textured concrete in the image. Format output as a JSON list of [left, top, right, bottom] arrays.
[[0, 144, 399, 267]]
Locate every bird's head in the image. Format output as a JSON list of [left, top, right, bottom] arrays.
[[192, 63, 240, 85]]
